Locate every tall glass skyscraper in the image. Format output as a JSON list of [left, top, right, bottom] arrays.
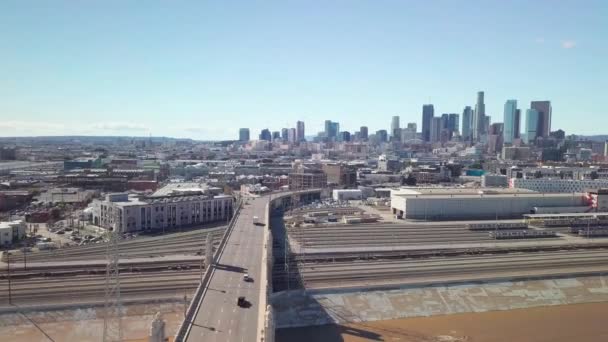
[[422, 104, 434, 142], [525, 109, 540, 144], [324, 120, 339, 139], [530, 101, 552, 138], [473, 91, 486, 141], [503, 99, 519, 144], [461, 106, 473, 142], [448, 113, 459, 135], [391, 116, 400, 139], [239, 128, 250, 142], [296, 121, 305, 142]]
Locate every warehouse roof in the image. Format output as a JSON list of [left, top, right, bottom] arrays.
[[523, 212, 608, 219], [392, 187, 536, 196]]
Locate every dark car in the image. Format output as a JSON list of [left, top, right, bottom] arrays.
[[237, 296, 251, 307]]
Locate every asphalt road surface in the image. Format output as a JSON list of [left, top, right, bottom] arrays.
[[185, 197, 267, 342]]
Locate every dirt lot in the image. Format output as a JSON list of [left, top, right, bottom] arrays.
[[277, 301, 608, 342]]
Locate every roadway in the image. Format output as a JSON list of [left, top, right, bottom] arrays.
[[185, 196, 268, 342]]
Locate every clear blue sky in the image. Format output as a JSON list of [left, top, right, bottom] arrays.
[[1, 1, 606, 139]]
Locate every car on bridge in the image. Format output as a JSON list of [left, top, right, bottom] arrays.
[[237, 296, 250, 308]]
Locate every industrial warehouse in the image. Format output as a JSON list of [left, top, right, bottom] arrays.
[[390, 187, 594, 220]]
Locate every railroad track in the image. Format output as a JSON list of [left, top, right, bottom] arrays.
[[20, 227, 226, 262], [273, 249, 608, 289], [0, 269, 202, 305]]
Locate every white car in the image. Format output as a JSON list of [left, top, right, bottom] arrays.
[[243, 274, 252, 282]]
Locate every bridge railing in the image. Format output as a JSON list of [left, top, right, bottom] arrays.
[[174, 198, 243, 342]]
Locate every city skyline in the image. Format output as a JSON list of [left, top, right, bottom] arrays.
[[1, 1, 607, 139]]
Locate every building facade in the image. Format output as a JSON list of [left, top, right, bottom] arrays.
[[531, 101, 552, 138], [503, 99, 519, 144], [510, 178, 608, 193], [92, 193, 233, 233], [391, 116, 400, 140], [461, 106, 473, 142], [359, 126, 369, 141], [239, 128, 250, 142], [391, 189, 586, 220], [296, 121, 305, 142], [473, 91, 486, 141], [0, 220, 26, 247], [525, 109, 540, 144], [422, 104, 434, 142]]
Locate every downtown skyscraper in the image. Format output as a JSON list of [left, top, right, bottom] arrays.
[[238, 128, 250, 142], [503, 99, 520, 144], [530, 101, 552, 138], [473, 91, 486, 141], [296, 121, 305, 142], [525, 108, 540, 144], [421, 104, 434, 142], [391, 116, 401, 140], [461, 106, 473, 142]]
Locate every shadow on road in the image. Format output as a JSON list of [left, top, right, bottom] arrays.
[[215, 263, 247, 273]]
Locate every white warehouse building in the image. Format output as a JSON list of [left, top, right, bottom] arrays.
[[332, 189, 363, 201], [0, 220, 26, 247], [510, 178, 608, 193], [92, 193, 234, 233], [391, 188, 588, 220]]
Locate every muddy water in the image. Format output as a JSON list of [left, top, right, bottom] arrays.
[[277, 301, 608, 342]]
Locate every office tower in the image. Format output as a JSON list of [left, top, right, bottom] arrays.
[[324, 120, 332, 137], [462, 106, 473, 142], [376, 130, 388, 143], [514, 110, 521, 139], [324, 120, 339, 139], [339, 131, 351, 142], [281, 128, 289, 141], [260, 129, 272, 141], [448, 114, 459, 136], [288, 128, 297, 143], [525, 109, 540, 144], [484, 116, 491, 135], [530, 101, 552, 137], [360, 126, 369, 141], [473, 91, 486, 141], [272, 131, 281, 140], [503, 100, 519, 144], [296, 121, 305, 142], [401, 127, 416, 142], [391, 116, 400, 139], [239, 128, 250, 142], [422, 104, 434, 142], [407, 122, 417, 132], [440, 114, 449, 129], [430, 117, 442, 143], [331, 122, 339, 138]]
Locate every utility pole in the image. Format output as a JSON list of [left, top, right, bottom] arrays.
[[103, 224, 123, 342], [183, 290, 187, 318], [22, 245, 27, 271], [6, 252, 12, 305]]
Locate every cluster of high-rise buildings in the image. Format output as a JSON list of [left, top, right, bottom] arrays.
[[237, 91, 554, 152], [240, 121, 306, 144]]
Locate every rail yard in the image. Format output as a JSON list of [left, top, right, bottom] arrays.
[[272, 205, 608, 292], [0, 226, 226, 309]]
